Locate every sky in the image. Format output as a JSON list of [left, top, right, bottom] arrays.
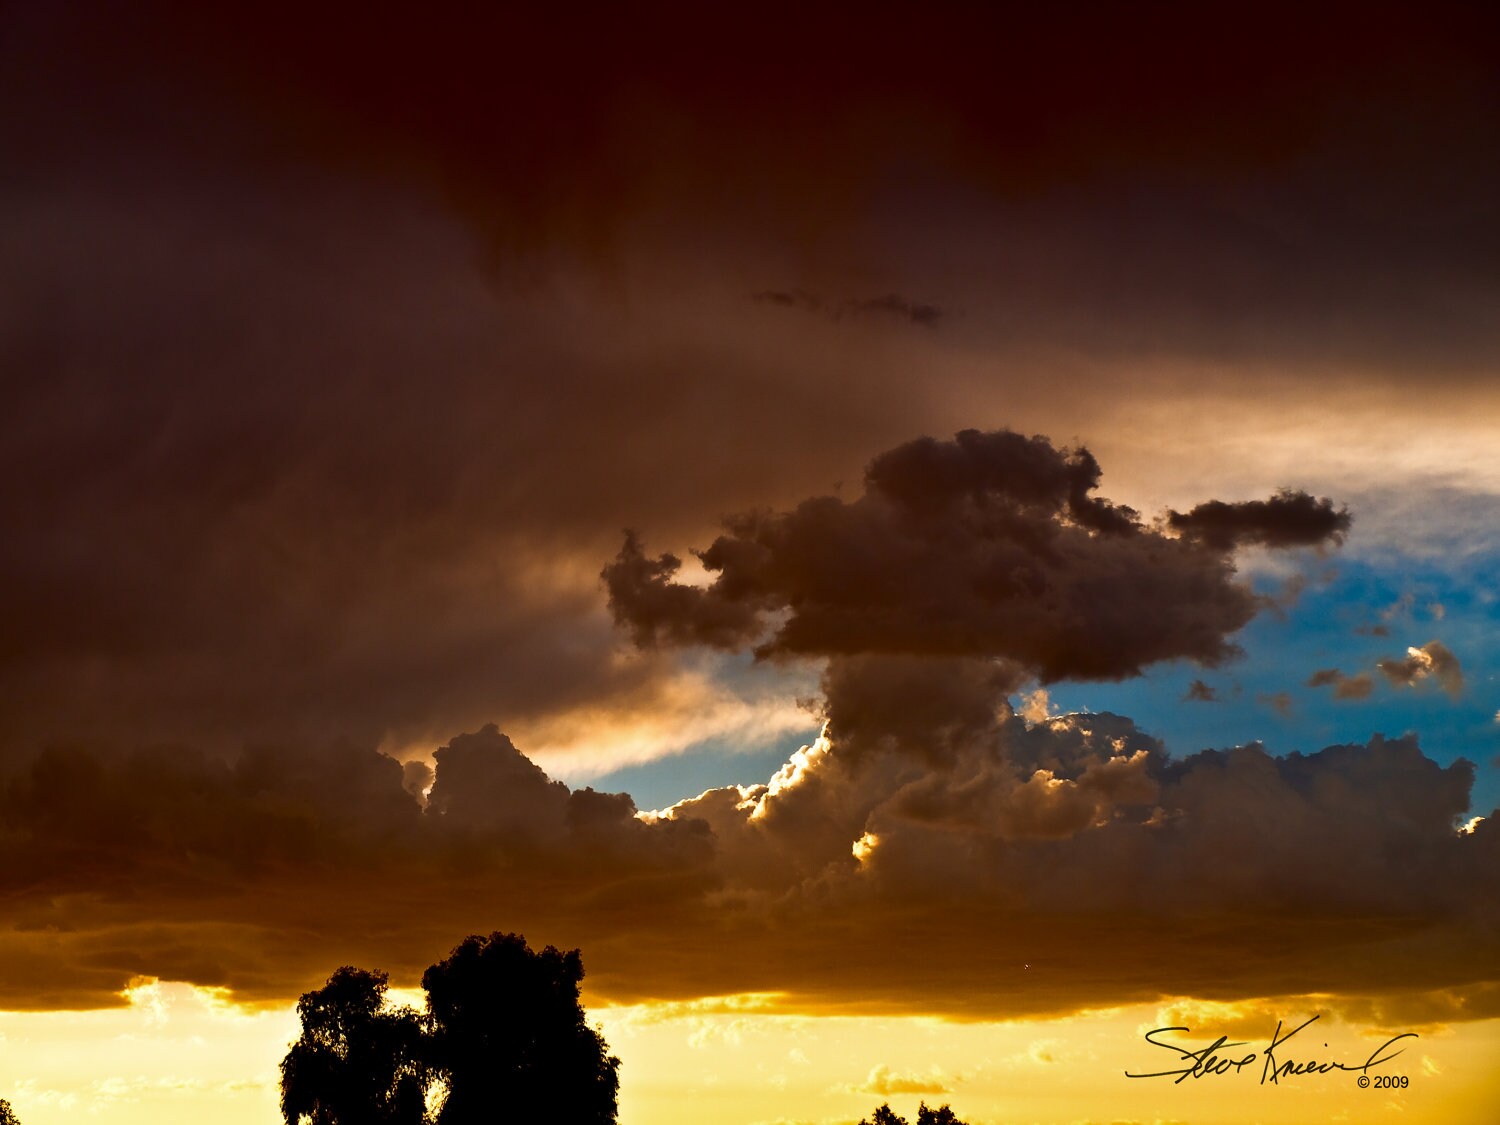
[[2, 2, 1499, 1123]]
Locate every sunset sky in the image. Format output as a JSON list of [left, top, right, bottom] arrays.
[[2, 2, 1499, 1123]]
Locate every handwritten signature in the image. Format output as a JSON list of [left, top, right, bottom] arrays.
[[1125, 1015, 1416, 1085]]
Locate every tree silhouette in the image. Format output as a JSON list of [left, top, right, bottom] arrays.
[[280, 966, 430, 1125], [281, 934, 618, 1125], [423, 933, 619, 1125], [0, 1098, 20, 1125], [917, 1104, 968, 1125], [858, 1104, 970, 1125]]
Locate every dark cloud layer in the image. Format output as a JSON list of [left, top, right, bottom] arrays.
[[1, 0, 1496, 770], [8, 2, 1500, 392], [14, 0, 1495, 261], [606, 430, 1346, 680], [0, 727, 713, 1009], [0, 685, 1493, 1020], [1, 0, 1496, 1042], [0, 150, 887, 756]]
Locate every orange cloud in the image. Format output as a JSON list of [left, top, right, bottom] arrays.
[[1, 682, 1494, 1023]]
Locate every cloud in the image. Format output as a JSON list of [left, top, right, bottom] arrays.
[[0, 693, 1493, 1019], [606, 429, 1348, 681], [1307, 642, 1462, 703], [2, 0, 1498, 1037], [848, 1065, 952, 1096], [23, 0, 1494, 306], [1149, 998, 1295, 1041], [751, 291, 944, 328], [1150, 985, 1500, 1040], [1306, 669, 1375, 700], [751, 290, 824, 312], [846, 296, 943, 328], [1025, 1040, 1060, 1065], [1376, 640, 1464, 697], [3, 0, 1496, 790], [401, 761, 434, 803], [0, 728, 714, 1009], [1381, 593, 1417, 624], [1328, 982, 1500, 1032], [1167, 489, 1351, 551], [1333, 674, 1374, 700], [1018, 688, 1055, 723], [0, 143, 908, 764], [654, 656, 1496, 1017], [1182, 680, 1218, 702], [1257, 691, 1293, 717]]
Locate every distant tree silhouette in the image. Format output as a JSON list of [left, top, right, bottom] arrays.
[[280, 966, 430, 1125], [423, 932, 619, 1125], [0, 1098, 20, 1125], [281, 934, 618, 1125], [916, 1104, 968, 1125], [858, 1104, 970, 1125]]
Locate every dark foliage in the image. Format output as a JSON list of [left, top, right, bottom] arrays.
[[280, 967, 430, 1125], [0, 1099, 19, 1125], [423, 933, 619, 1125], [916, 1105, 967, 1125], [859, 1104, 970, 1125], [281, 934, 618, 1125]]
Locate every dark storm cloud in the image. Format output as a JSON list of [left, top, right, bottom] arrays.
[[0, 0, 1495, 766], [649, 655, 1498, 1016], [0, 727, 714, 1008], [1167, 489, 1351, 550], [0, 148, 894, 757], [5, 670, 1493, 1021], [19, 0, 1493, 262], [1, 0, 1497, 1032], [605, 430, 1346, 680], [7, 0, 1500, 396]]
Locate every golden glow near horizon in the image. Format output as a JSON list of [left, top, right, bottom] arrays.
[[0, 984, 294, 1125], [5, 987, 1498, 1125]]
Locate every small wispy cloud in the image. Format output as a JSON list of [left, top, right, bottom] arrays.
[[844, 1064, 953, 1096], [1376, 640, 1463, 698], [751, 290, 943, 328], [1305, 668, 1374, 700]]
